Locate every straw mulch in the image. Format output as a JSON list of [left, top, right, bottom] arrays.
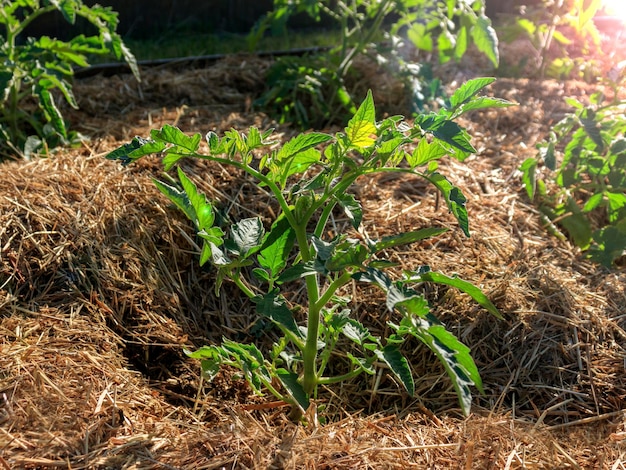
[[1, 45, 626, 469]]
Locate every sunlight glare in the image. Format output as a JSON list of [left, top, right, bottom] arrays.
[[602, 0, 626, 23]]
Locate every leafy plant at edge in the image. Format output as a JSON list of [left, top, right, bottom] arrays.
[[520, 67, 626, 267], [498, 0, 603, 80], [249, 0, 499, 128], [107, 78, 512, 421], [0, 0, 140, 159]]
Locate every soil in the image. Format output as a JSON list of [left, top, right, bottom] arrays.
[[1, 35, 625, 469]]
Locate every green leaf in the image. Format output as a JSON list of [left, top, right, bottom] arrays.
[[391, 311, 482, 416], [221, 340, 273, 394], [276, 132, 332, 162], [277, 261, 321, 283], [176, 167, 216, 230], [606, 192, 626, 223], [407, 138, 448, 167], [416, 115, 476, 159], [471, 16, 499, 67], [325, 242, 368, 272], [375, 345, 414, 396], [345, 90, 377, 150], [372, 227, 449, 252], [253, 291, 304, 340], [278, 148, 321, 186], [206, 131, 220, 153], [408, 271, 502, 319], [588, 224, 626, 267], [153, 178, 195, 223], [583, 192, 604, 213], [452, 96, 515, 117], [449, 78, 496, 108], [106, 137, 166, 164], [336, 193, 363, 230], [185, 345, 223, 380], [229, 217, 265, 257], [557, 197, 593, 249], [258, 215, 296, 278], [341, 319, 378, 346], [36, 88, 66, 138], [425, 173, 470, 237], [151, 124, 201, 152], [520, 157, 538, 200], [276, 369, 309, 412]]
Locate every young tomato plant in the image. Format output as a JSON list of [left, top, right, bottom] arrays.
[[108, 79, 511, 420], [521, 70, 626, 267], [249, 0, 499, 128], [0, 0, 140, 159]]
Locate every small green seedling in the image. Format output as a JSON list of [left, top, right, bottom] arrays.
[[108, 80, 511, 420]]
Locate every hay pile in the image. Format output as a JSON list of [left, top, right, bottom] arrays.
[[1, 54, 625, 469]]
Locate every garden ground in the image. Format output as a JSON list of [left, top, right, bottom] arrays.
[[1, 39, 625, 468]]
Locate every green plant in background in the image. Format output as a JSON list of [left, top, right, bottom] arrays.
[[108, 79, 511, 420], [0, 0, 139, 159], [498, 0, 603, 79], [521, 68, 626, 267], [249, 0, 499, 129]]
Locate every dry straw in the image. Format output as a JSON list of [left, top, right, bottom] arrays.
[[0, 55, 625, 468]]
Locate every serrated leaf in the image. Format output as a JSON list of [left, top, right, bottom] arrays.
[[453, 96, 515, 117], [606, 192, 626, 223], [375, 345, 414, 396], [176, 167, 214, 227], [409, 271, 502, 319], [253, 291, 304, 340], [325, 242, 367, 272], [391, 311, 482, 416], [342, 319, 377, 346], [36, 88, 66, 138], [276, 261, 321, 283], [416, 115, 475, 159], [450, 78, 496, 108], [425, 173, 470, 237], [258, 215, 296, 278], [336, 193, 363, 230], [153, 178, 195, 222], [408, 138, 448, 167], [276, 369, 309, 412], [206, 131, 220, 153], [276, 132, 332, 162], [106, 137, 166, 164], [582, 192, 604, 213], [471, 16, 499, 67], [230, 217, 264, 257], [151, 124, 201, 152], [520, 158, 538, 200], [345, 90, 377, 150]]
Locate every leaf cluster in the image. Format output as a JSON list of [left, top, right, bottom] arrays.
[[521, 71, 626, 267], [249, 0, 499, 129], [0, 0, 139, 159], [107, 80, 510, 420], [498, 0, 603, 80]]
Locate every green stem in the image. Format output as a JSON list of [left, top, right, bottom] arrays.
[[318, 367, 366, 385], [231, 271, 256, 299], [314, 271, 353, 313], [194, 153, 299, 230], [13, 6, 57, 38]]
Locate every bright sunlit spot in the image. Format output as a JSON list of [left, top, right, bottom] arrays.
[[602, 0, 626, 23]]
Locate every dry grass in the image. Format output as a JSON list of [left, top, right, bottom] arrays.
[[1, 49, 625, 469]]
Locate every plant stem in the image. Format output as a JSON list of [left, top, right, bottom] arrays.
[[318, 368, 366, 385], [314, 272, 353, 312]]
